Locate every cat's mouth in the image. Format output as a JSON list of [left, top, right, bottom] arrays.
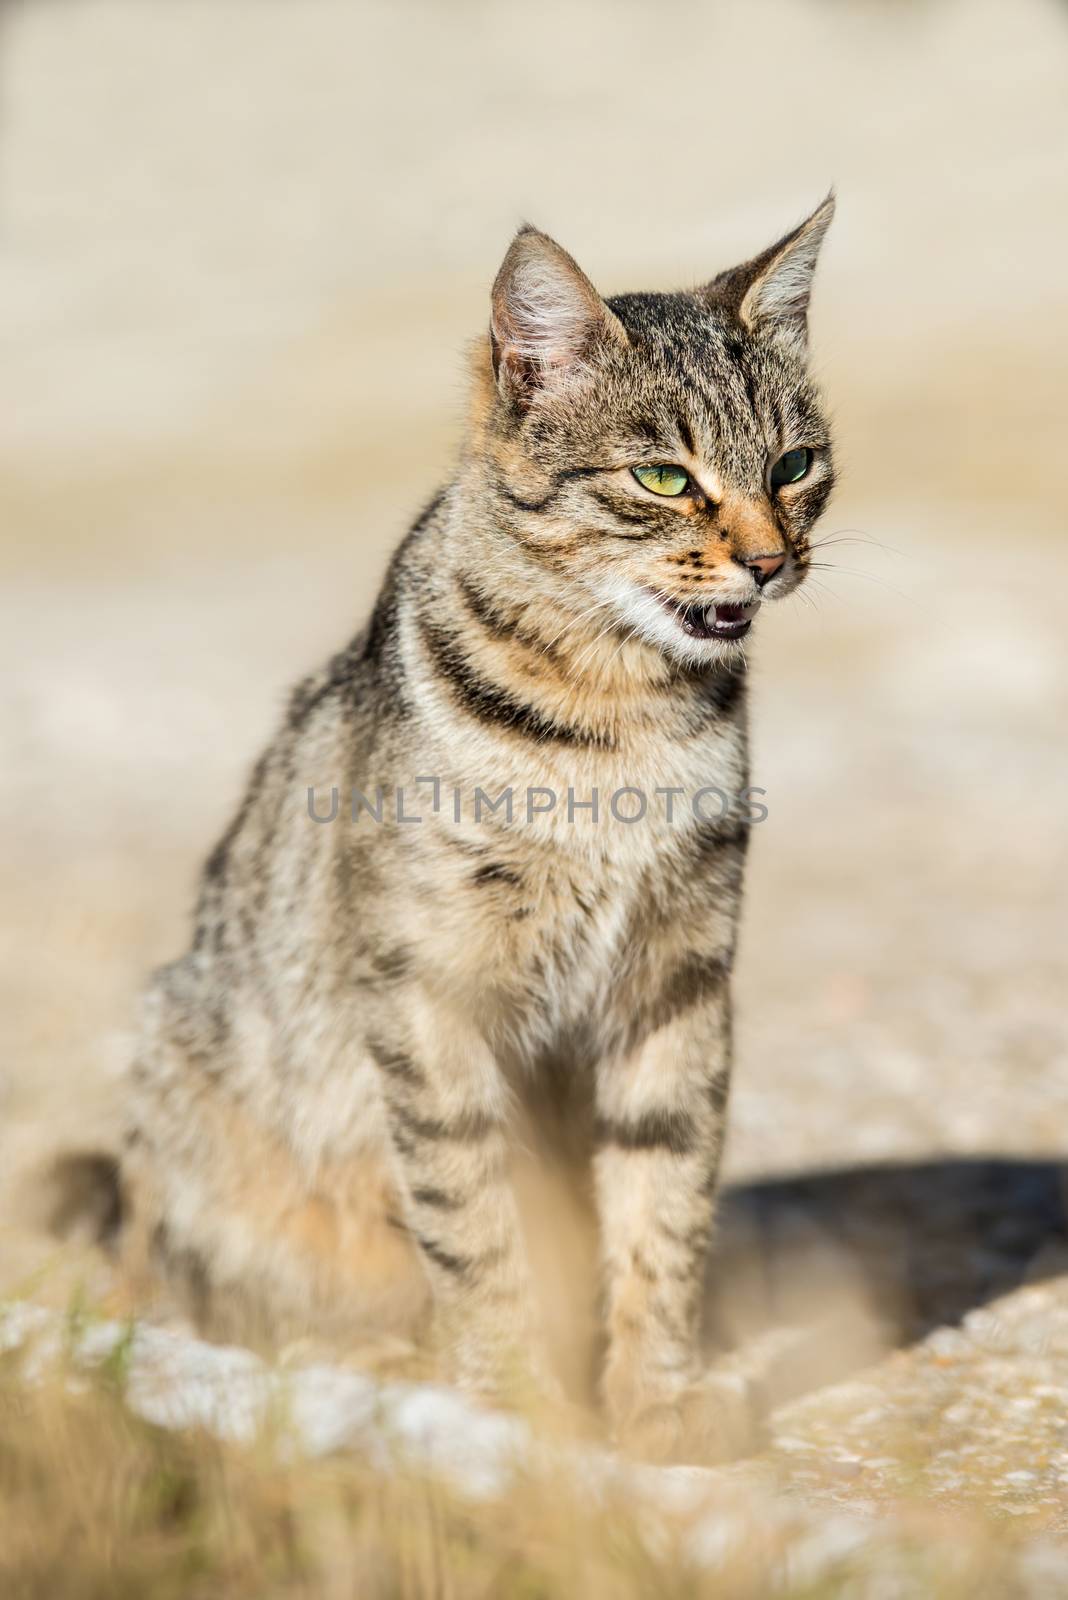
[[652, 595, 757, 642]]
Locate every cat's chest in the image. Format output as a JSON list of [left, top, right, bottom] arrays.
[[521, 710, 748, 865], [501, 726, 746, 1031], [502, 852, 646, 1045], [419, 709, 749, 1037]]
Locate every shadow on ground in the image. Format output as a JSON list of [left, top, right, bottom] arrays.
[[711, 1158, 1068, 1408]]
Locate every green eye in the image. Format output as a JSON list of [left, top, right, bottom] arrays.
[[632, 464, 690, 497], [769, 447, 813, 490]]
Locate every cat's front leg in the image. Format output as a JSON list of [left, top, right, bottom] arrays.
[[367, 999, 538, 1398], [594, 978, 757, 1462]]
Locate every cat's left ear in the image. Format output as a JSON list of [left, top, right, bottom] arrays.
[[699, 193, 835, 350]]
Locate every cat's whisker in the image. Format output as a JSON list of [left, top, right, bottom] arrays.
[[569, 616, 633, 680], [519, 608, 620, 675], [603, 619, 647, 676], [536, 595, 621, 657], [541, 594, 616, 644], [561, 610, 619, 670], [809, 526, 902, 557], [790, 585, 820, 614], [805, 561, 930, 611], [798, 573, 839, 608]]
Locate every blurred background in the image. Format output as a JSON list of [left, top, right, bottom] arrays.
[[2, 0, 1067, 1316]]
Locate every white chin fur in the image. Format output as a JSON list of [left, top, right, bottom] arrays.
[[592, 577, 754, 668]]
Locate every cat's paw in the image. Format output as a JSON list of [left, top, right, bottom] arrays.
[[449, 1341, 566, 1418], [613, 1368, 767, 1466]]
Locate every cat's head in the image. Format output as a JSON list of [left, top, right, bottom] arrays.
[[475, 197, 835, 667]]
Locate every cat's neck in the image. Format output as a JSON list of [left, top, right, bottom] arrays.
[[404, 480, 734, 747]]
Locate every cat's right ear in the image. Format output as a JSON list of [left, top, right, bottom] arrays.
[[490, 227, 627, 409]]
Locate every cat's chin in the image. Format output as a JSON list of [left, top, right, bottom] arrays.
[[662, 630, 753, 670]]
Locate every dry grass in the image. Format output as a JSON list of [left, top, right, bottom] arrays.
[[0, 1338, 1052, 1600]]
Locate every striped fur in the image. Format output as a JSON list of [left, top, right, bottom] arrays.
[[118, 200, 836, 1460]]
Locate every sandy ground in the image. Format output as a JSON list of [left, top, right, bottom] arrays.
[[2, 0, 1068, 1537]]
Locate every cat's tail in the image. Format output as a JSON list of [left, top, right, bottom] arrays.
[[38, 1149, 126, 1249]]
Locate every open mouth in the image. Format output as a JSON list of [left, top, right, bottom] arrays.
[[654, 595, 756, 642]]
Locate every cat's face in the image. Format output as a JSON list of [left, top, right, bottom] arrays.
[[484, 201, 835, 669]]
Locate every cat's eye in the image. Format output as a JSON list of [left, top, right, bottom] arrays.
[[631, 464, 690, 497], [769, 447, 813, 490]]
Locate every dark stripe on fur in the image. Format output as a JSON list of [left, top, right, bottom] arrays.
[[588, 489, 663, 534], [703, 664, 746, 717], [368, 1040, 426, 1087], [456, 572, 567, 666], [596, 1107, 698, 1155], [368, 946, 414, 983], [499, 484, 557, 514], [656, 1215, 712, 1253], [654, 950, 730, 1021], [413, 1233, 472, 1277], [472, 861, 523, 889], [631, 1249, 658, 1282], [419, 617, 611, 749], [620, 950, 731, 1054], [691, 819, 749, 859], [495, 464, 611, 515], [391, 1101, 498, 1144], [707, 1072, 731, 1115], [410, 1185, 465, 1211], [456, 573, 520, 641]]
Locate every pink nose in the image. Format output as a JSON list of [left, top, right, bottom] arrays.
[[740, 552, 786, 586]]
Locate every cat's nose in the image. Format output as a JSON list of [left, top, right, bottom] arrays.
[[739, 552, 786, 586]]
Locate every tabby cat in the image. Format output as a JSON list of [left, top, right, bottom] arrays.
[[115, 197, 836, 1461]]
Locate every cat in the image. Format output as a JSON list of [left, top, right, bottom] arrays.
[[82, 197, 836, 1461]]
